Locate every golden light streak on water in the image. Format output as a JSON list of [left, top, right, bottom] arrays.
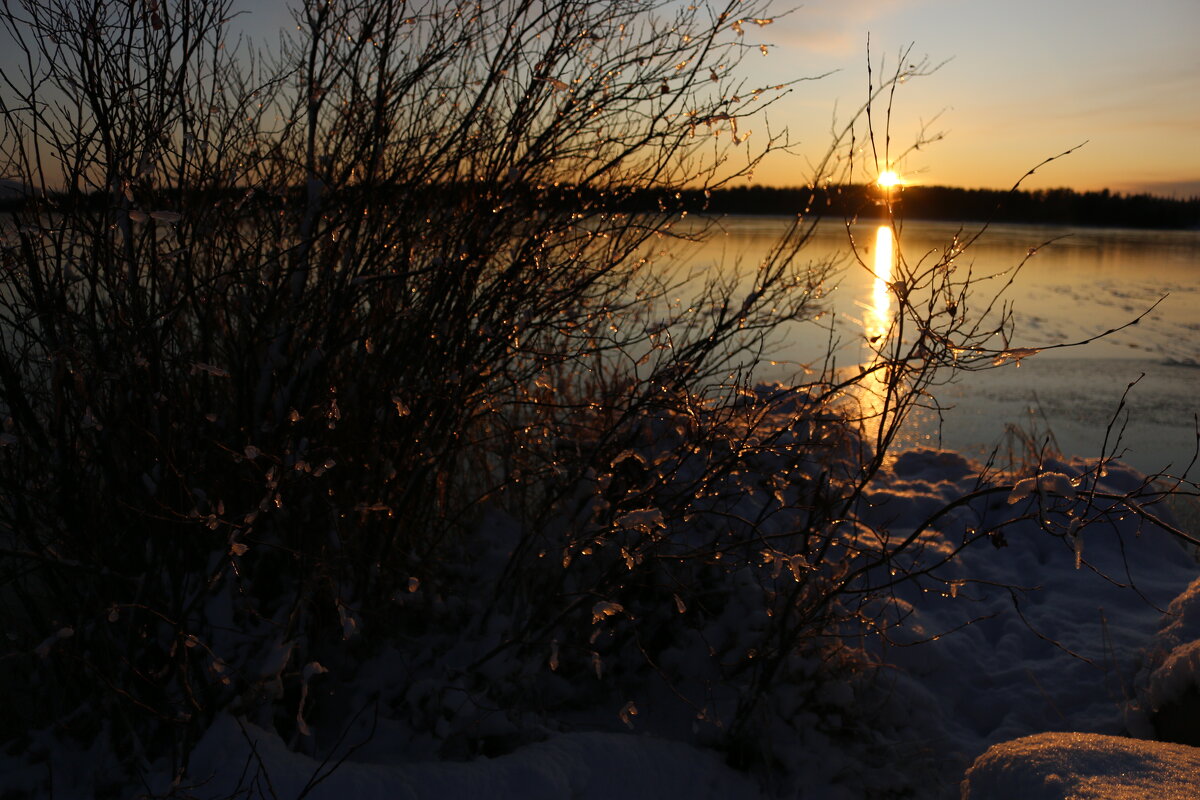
[[868, 225, 894, 338], [858, 225, 896, 443]]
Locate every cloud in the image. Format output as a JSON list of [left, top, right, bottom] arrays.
[[769, 0, 935, 56]]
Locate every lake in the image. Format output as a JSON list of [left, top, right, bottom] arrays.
[[665, 216, 1200, 478]]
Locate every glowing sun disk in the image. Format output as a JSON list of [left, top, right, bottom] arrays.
[[877, 170, 902, 189]]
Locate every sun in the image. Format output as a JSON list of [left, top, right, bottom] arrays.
[[876, 170, 902, 189]]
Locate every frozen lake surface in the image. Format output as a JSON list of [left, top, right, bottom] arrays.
[[675, 216, 1200, 477]]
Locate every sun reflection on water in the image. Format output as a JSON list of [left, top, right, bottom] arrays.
[[867, 225, 894, 339], [857, 225, 896, 443]]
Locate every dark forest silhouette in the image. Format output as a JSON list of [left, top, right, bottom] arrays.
[[7, 182, 1197, 230], [690, 183, 1200, 229]]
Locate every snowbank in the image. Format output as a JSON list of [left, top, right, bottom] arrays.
[[160, 450, 1197, 800], [961, 732, 1200, 800], [8, 445, 1200, 800], [855, 453, 1196, 755], [1127, 574, 1200, 743], [168, 713, 760, 800]]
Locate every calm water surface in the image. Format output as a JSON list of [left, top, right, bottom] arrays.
[[669, 217, 1200, 476]]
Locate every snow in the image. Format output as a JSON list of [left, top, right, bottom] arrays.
[[1006, 471, 1077, 504], [1141, 636, 1200, 714], [8, 442, 1200, 798], [1117, 572, 1200, 759], [183, 449, 1197, 798], [868, 455, 1194, 739], [962, 732, 1200, 800], [166, 714, 760, 800]]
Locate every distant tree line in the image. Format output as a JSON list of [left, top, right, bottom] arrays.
[[7, 181, 1195, 230], [682, 184, 1200, 229]]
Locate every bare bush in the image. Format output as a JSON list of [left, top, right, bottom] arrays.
[[0, 0, 1193, 792]]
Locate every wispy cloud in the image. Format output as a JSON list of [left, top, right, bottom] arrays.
[[770, 0, 934, 56]]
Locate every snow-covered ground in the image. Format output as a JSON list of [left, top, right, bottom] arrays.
[[6, 443, 1200, 798], [162, 718, 763, 800], [159, 454, 1200, 796], [962, 732, 1200, 799]]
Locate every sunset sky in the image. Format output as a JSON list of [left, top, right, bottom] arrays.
[[4, 0, 1195, 196], [736, 0, 1200, 194], [232, 0, 1197, 195]]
